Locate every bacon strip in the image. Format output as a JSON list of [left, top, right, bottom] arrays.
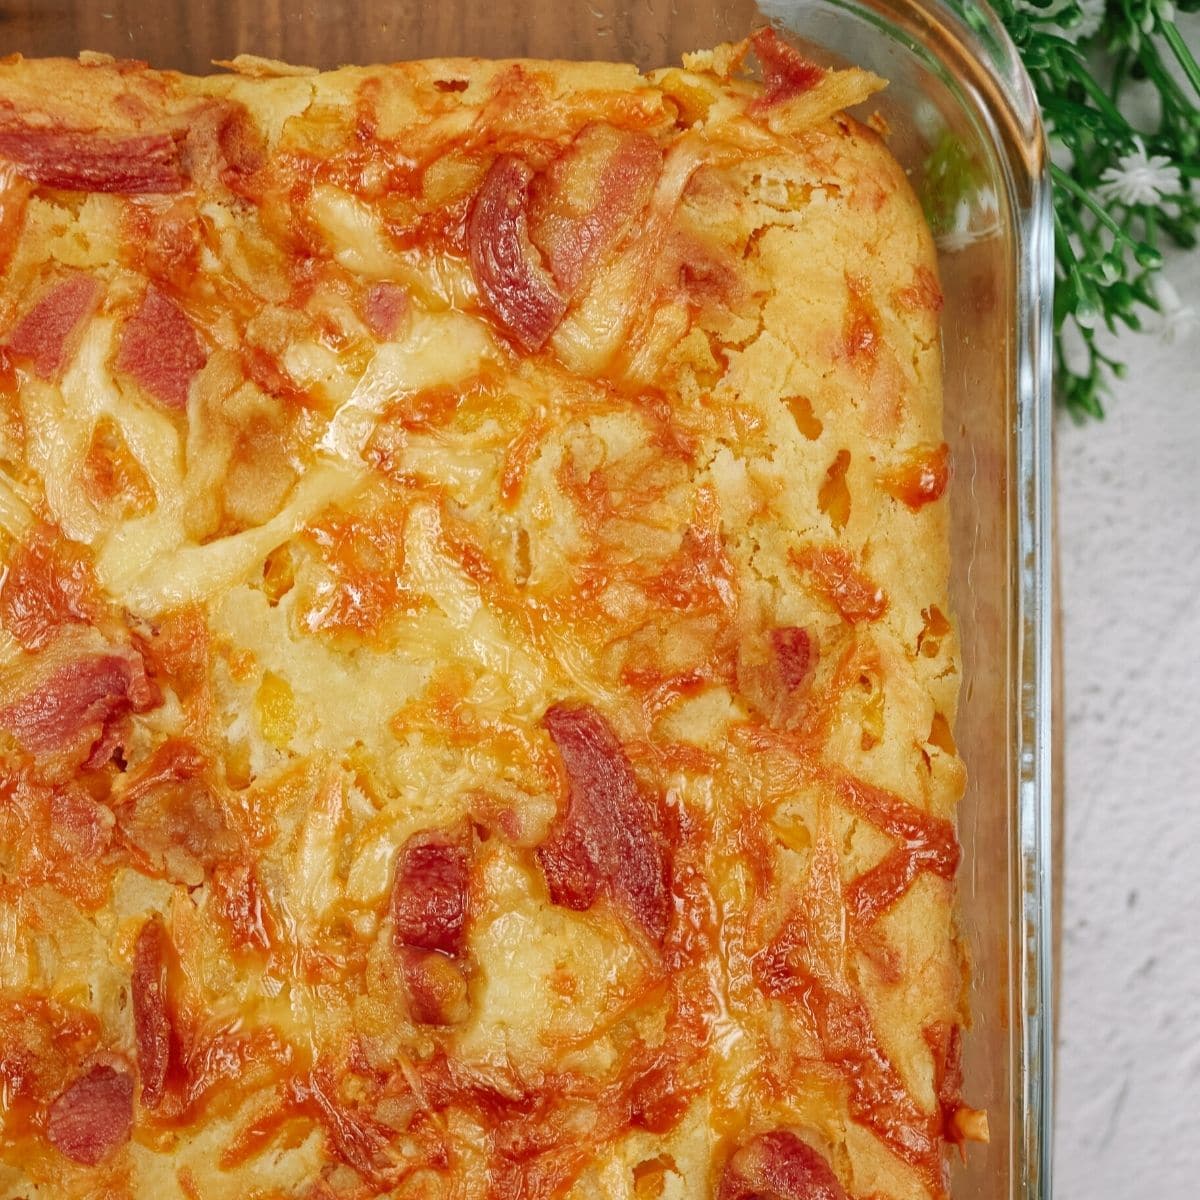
[[389, 827, 473, 1025], [0, 124, 182, 193], [362, 282, 410, 340], [719, 1131, 847, 1200], [0, 647, 159, 764], [537, 703, 670, 945], [749, 28, 827, 110], [182, 101, 265, 198], [131, 915, 172, 1109], [770, 626, 816, 693], [468, 155, 566, 351], [390, 828, 471, 958], [529, 123, 661, 296], [46, 1062, 134, 1165], [115, 285, 206, 409], [5, 273, 100, 380]]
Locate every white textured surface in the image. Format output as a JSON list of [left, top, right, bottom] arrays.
[[1056, 245, 1200, 1197]]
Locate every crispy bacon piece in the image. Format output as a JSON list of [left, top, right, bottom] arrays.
[[362, 281, 410, 340], [131, 916, 172, 1109], [537, 703, 671, 945], [718, 1131, 847, 1200], [115, 284, 206, 410], [467, 155, 566, 351], [880, 442, 951, 510], [390, 828, 471, 958], [0, 646, 159, 765], [529, 123, 661, 296], [183, 101, 265, 198], [389, 826, 473, 1025], [5, 273, 100, 380], [0, 124, 182, 194], [770, 626, 817, 692], [749, 28, 827, 110], [46, 1062, 134, 1165]]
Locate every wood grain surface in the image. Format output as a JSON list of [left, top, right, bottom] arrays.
[[1, 0, 758, 72]]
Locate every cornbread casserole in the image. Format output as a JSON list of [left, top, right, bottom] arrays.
[[0, 30, 981, 1200]]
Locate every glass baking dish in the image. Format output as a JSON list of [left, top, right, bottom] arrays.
[[4, 1, 1055, 1196]]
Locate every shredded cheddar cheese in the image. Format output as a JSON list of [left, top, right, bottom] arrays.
[[0, 30, 976, 1200]]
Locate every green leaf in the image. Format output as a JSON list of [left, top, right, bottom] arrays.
[[945, 0, 1197, 418]]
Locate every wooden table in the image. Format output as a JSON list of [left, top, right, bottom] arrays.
[[1, 0, 759, 70]]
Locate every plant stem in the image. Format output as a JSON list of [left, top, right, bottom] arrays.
[[1063, 58, 1127, 128], [1049, 164, 1140, 248], [1053, 204, 1079, 271], [1110, 47, 1131, 103], [1138, 38, 1194, 116], [1161, 21, 1200, 100]]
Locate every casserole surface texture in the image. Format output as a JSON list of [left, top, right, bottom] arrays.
[[0, 32, 973, 1200]]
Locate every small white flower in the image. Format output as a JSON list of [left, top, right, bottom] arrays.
[[1152, 277, 1198, 346], [1018, 0, 1104, 41], [1071, 0, 1106, 40], [1097, 138, 1184, 207]]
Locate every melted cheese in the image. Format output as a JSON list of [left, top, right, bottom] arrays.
[[0, 42, 968, 1200]]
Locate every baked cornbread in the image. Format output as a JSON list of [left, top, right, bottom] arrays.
[[0, 29, 981, 1200]]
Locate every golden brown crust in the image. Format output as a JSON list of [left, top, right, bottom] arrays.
[[0, 34, 972, 1200]]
